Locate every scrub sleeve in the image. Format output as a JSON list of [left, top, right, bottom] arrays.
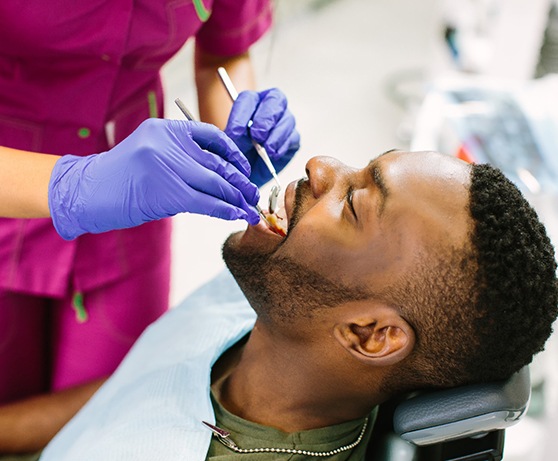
[[0, 0, 272, 403]]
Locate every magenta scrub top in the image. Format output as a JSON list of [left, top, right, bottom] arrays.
[[0, 0, 272, 297]]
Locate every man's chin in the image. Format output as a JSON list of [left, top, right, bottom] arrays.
[[222, 230, 276, 314], [222, 228, 274, 273]]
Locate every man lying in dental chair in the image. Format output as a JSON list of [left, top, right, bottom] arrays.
[[41, 150, 558, 461]]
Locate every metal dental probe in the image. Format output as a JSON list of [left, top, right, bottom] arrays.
[[216, 67, 281, 214], [173, 98, 275, 229], [174, 98, 196, 122]]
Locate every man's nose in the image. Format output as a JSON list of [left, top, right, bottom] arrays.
[[305, 156, 345, 198]]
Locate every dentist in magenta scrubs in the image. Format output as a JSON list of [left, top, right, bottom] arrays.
[[0, 0, 299, 453]]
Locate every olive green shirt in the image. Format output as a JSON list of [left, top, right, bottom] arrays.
[[207, 392, 378, 461]]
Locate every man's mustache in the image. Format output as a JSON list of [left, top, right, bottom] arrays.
[[286, 177, 310, 233]]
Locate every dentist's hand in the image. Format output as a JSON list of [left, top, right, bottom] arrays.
[[49, 118, 260, 240], [225, 88, 300, 187]]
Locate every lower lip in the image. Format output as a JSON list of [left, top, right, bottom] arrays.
[[250, 219, 285, 239], [235, 219, 284, 252]]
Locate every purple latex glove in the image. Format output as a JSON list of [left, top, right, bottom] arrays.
[[225, 88, 300, 187], [49, 118, 260, 240]]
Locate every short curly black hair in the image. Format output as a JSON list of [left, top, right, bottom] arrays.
[[384, 163, 558, 392]]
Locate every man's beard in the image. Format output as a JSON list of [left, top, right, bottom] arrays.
[[222, 180, 369, 324]]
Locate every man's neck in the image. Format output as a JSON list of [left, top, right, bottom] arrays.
[[211, 321, 381, 433]]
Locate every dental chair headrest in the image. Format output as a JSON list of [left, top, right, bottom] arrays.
[[393, 367, 530, 446]]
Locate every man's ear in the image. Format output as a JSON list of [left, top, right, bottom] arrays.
[[333, 305, 415, 367]]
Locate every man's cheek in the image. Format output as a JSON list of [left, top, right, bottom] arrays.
[[278, 229, 349, 276]]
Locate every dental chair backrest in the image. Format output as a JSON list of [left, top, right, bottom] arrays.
[[394, 366, 530, 445], [367, 367, 531, 461]]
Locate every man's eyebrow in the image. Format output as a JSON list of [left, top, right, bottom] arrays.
[[378, 148, 399, 157], [367, 155, 391, 217]]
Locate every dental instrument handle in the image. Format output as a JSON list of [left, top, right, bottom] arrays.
[[253, 143, 281, 187], [217, 67, 239, 101], [255, 204, 270, 225], [174, 98, 196, 121], [216, 67, 281, 190]]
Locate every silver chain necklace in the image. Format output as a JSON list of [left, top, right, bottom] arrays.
[[202, 417, 369, 457]]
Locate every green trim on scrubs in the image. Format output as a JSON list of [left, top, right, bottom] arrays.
[[72, 291, 88, 323], [147, 91, 158, 118], [193, 0, 211, 22]]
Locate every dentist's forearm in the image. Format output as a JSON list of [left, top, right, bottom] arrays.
[[0, 378, 106, 453], [0, 146, 59, 219], [194, 47, 256, 130]]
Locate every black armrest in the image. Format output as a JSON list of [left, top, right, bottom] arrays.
[[393, 367, 530, 446]]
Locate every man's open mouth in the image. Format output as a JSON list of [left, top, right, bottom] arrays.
[[263, 187, 287, 236], [264, 211, 287, 237], [256, 177, 303, 239]]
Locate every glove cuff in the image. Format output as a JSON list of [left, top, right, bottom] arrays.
[[48, 154, 95, 240]]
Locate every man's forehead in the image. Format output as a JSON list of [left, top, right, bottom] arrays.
[[370, 150, 471, 183]]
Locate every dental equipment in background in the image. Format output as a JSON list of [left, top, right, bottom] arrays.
[[216, 66, 281, 214], [174, 98, 281, 233]]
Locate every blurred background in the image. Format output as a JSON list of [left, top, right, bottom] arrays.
[[162, 0, 558, 458]]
